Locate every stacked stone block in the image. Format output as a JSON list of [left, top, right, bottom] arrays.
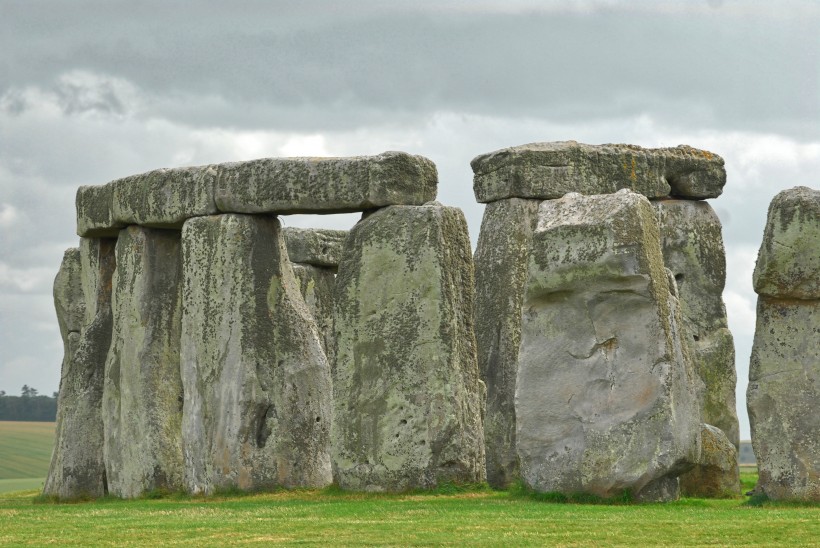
[[473, 141, 739, 498], [748, 186, 820, 501], [48, 151, 487, 498]]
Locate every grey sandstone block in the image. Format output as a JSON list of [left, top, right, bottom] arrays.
[[103, 226, 185, 498], [471, 141, 725, 203], [181, 214, 332, 495], [680, 424, 741, 498], [215, 152, 437, 214], [516, 191, 701, 501], [473, 198, 541, 488], [753, 186, 820, 300], [284, 227, 348, 268], [44, 238, 116, 499], [292, 263, 336, 362], [332, 203, 485, 491]]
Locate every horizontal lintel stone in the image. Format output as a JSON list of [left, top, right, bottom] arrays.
[[283, 227, 348, 268], [471, 141, 726, 203]]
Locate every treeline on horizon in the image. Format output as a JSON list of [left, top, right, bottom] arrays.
[[0, 385, 58, 421]]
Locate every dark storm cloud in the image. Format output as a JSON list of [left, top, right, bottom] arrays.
[[2, 0, 818, 137]]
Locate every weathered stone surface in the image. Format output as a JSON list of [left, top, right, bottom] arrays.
[[655, 199, 739, 448], [284, 227, 347, 268], [473, 198, 540, 488], [472, 141, 725, 203], [103, 227, 184, 498], [748, 297, 820, 501], [181, 214, 332, 495], [76, 184, 121, 237], [292, 263, 336, 361], [53, 248, 85, 342], [76, 165, 218, 237], [215, 152, 437, 214], [332, 203, 485, 491], [111, 166, 218, 229], [753, 186, 820, 299], [516, 191, 701, 501], [680, 424, 741, 498], [44, 238, 116, 499]]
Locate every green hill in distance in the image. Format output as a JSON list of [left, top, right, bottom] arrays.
[[0, 421, 55, 494]]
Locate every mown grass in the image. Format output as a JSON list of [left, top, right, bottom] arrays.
[[0, 421, 55, 481], [1, 474, 818, 547]]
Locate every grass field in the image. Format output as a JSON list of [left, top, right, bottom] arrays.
[[0, 421, 55, 494], [1, 424, 817, 546], [0, 483, 818, 546]]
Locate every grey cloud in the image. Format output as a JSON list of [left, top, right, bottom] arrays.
[[2, 1, 818, 138]]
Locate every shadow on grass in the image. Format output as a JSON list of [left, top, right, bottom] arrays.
[[507, 480, 634, 505]]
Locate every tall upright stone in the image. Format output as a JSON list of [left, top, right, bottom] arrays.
[[181, 214, 332, 495], [655, 200, 740, 496], [748, 186, 820, 501], [473, 198, 540, 488], [44, 238, 116, 499], [516, 191, 701, 501], [332, 203, 485, 491], [284, 228, 348, 360], [103, 227, 184, 498]]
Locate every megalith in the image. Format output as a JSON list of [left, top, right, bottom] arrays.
[[332, 203, 485, 491], [516, 191, 701, 501], [284, 227, 347, 360], [748, 186, 820, 501], [473, 198, 540, 488], [680, 424, 740, 498], [44, 238, 116, 499], [180, 214, 333, 495], [103, 226, 184, 498]]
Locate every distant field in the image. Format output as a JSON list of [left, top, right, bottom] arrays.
[[0, 421, 55, 491]]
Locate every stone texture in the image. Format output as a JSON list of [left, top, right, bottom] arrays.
[[284, 227, 347, 268], [747, 298, 820, 501], [332, 203, 485, 491], [215, 152, 437, 214], [76, 165, 218, 237], [516, 191, 701, 501], [472, 141, 726, 203], [44, 238, 116, 499], [181, 214, 332, 495], [76, 184, 120, 237], [680, 424, 741, 498], [53, 248, 85, 343], [473, 198, 541, 488], [103, 227, 184, 498], [655, 199, 739, 448], [292, 264, 336, 362], [753, 186, 820, 300]]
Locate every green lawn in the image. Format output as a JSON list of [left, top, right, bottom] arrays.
[[0, 421, 55, 494], [0, 486, 817, 547]]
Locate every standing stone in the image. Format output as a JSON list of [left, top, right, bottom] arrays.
[[44, 238, 116, 499], [655, 199, 740, 495], [52, 248, 85, 357], [284, 227, 348, 361], [516, 191, 701, 501], [103, 227, 184, 498], [471, 142, 726, 203], [181, 214, 332, 495], [333, 203, 485, 491], [748, 186, 820, 501], [291, 264, 336, 361], [215, 152, 438, 214], [680, 424, 741, 498], [473, 198, 540, 488]]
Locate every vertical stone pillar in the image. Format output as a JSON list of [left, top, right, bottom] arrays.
[[516, 191, 701, 501], [332, 203, 485, 491], [44, 238, 116, 499], [103, 226, 184, 498], [181, 214, 332, 495], [748, 186, 820, 501], [473, 198, 540, 488]]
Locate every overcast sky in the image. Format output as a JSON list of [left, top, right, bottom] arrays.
[[1, 0, 818, 439]]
